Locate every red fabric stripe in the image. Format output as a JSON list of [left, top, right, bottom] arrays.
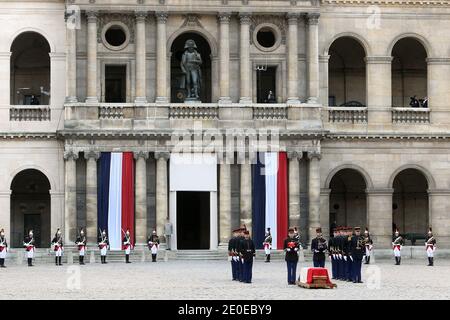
[[276, 152, 288, 249], [121, 152, 135, 247]]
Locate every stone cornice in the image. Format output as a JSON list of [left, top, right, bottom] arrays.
[[321, 0, 450, 6], [0, 133, 57, 140], [325, 133, 450, 141]]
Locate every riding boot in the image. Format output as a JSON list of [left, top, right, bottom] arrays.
[[395, 257, 398, 265], [59, 256, 62, 266], [268, 254, 271, 262], [431, 257, 434, 266], [81, 256, 85, 265], [152, 254, 156, 262], [367, 256, 370, 264], [101, 256, 104, 264], [55, 257, 58, 265], [398, 257, 401, 265], [126, 254, 130, 263], [104, 255, 107, 264], [28, 258, 33, 266], [0, 258, 5, 267]]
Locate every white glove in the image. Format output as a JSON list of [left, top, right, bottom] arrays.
[[343, 256, 347, 261]]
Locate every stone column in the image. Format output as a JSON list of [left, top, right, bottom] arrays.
[[239, 13, 251, 104], [85, 151, 99, 244], [219, 162, 231, 245], [155, 12, 169, 103], [64, 151, 78, 245], [320, 188, 331, 238], [135, 11, 147, 103], [65, 19, 77, 103], [218, 12, 232, 104], [155, 151, 169, 242], [428, 189, 450, 247], [0, 191, 11, 245], [427, 58, 450, 125], [0, 53, 11, 105], [306, 13, 320, 104], [367, 188, 393, 249], [287, 13, 300, 104], [86, 11, 98, 103], [240, 160, 252, 232], [307, 151, 321, 244], [134, 151, 149, 245], [365, 56, 392, 125], [319, 55, 330, 106], [288, 151, 301, 228]]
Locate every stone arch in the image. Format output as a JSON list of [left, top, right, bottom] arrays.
[[323, 32, 371, 57], [9, 164, 56, 192], [387, 164, 436, 190], [386, 33, 432, 58], [324, 164, 374, 190], [9, 27, 55, 53], [167, 26, 218, 58]]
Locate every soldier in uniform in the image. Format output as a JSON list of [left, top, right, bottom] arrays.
[[343, 227, 353, 282], [237, 227, 246, 282], [23, 229, 35, 267], [75, 228, 87, 265], [284, 228, 300, 285], [98, 230, 109, 264], [0, 228, 8, 268], [425, 227, 436, 266], [123, 229, 133, 264], [228, 229, 239, 280], [148, 230, 160, 262], [363, 228, 373, 264], [239, 230, 255, 284], [329, 228, 338, 279], [51, 228, 64, 266], [392, 229, 404, 265], [350, 227, 365, 283], [311, 227, 328, 268], [263, 228, 272, 263]]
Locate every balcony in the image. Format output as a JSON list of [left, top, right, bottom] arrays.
[[392, 107, 430, 124], [326, 106, 368, 124], [9, 106, 51, 121]]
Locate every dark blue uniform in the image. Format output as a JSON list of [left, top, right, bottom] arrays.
[[284, 237, 300, 284], [311, 236, 327, 268], [350, 235, 365, 283], [329, 236, 337, 279], [228, 236, 238, 280], [343, 234, 353, 281], [239, 238, 255, 283]]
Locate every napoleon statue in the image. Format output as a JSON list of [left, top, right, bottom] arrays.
[[181, 39, 202, 101]]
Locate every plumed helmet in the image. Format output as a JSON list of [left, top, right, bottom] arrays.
[[184, 39, 197, 49]]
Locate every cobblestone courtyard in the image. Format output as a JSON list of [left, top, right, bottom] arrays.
[[1, 258, 449, 300]]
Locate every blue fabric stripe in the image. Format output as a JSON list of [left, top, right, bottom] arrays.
[[97, 152, 111, 237], [252, 152, 266, 249]]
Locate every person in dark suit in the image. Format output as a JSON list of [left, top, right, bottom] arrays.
[[239, 230, 255, 284], [311, 227, 328, 268], [283, 228, 300, 285], [350, 227, 365, 283]]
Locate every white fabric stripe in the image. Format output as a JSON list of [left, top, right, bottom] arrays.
[[264, 152, 278, 249], [108, 152, 123, 250]]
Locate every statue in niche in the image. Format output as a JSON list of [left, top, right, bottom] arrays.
[[181, 39, 202, 102]]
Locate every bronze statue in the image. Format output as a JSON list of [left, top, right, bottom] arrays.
[[181, 39, 202, 101]]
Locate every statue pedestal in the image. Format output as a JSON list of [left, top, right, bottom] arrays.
[[184, 98, 202, 104]]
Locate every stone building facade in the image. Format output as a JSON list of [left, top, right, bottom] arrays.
[[1, 0, 450, 250]]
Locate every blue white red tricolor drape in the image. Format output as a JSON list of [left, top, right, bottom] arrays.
[[97, 152, 135, 250], [252, 152, 288, 249]]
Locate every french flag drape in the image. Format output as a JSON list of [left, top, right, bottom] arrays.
[[252, 152, 288, 249], [97, 152, 135, 250]]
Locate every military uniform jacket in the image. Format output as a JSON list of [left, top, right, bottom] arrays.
[[350, 235, 365, 260], [51, 236, 63, 250], [0, 236, 7, 252], [328, 237, 335, 256], [98, 236, 109, 248], [228, 236, 236, 256], [284, 237, 300, 262], [392, 235, 404, 246], [311, 237, 328, 260], [239, 238, 255, 262], [24, 236, 35, 250], [425, 235, 436, 248], [76, 235, 87, 246]]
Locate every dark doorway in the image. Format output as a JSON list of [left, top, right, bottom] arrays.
[[256, 66, 277, 103], [105, 65, 126, 102], [10, 169, 50, 248], [177, 191, 210, 250], [170, 32, 212, 103]]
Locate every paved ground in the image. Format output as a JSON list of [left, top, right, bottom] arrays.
[[1, 258, 449, 300]]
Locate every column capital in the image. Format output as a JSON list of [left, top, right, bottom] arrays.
[[366, 188, 394, 195], [86, 10, 98, 23], [64, 150, 79, 161], [133, 151, 149, 160], [364, 56, 393, 64], [238, 12, 252, 24], [155, 11, 169, 23], [287, 151, 303, 160], [307, 151, 321, 160], [218, 12, 232, 23], [306, 12, 320, 25], [84, 150, 100, 160], [155, 151, 170, 160], [135, 11, 148, 22], [286, 12, 300, 24]]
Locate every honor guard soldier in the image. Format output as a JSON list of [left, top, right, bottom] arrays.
[[311, 227, 328, 268], [51, 228, 64, 266], [350, 227, 365, 283], [284, 228, 300, 285], [75, 228, 87, 265], [0, 228, 8, 268], [329, 228, 338, 279], [392, 229, 404, 265], [98, 230, 109, 264], [336, 227, 345, 280], [236, 227, 245, 282], [364, 228, 373, 264], [263, 228, 272, 263], [24, 229, 35, 267], [148, 230, 160, 262], [343, 227, 353, 281], [239, 230, 255, 284], [123, 229, 133, 264], [425, 228, 436, 266], [228, 229, 239, 280]]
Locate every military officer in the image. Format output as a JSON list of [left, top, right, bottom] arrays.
[[123, 229, 133, 264], [51, 228, 64, 266], [329, 228, 338, 279], [98, 230, 109, 264], [363, 228, 373, 264], [350, 227, 365, 283], [148, 230, 160, 262], [228, 228, 239, 280], [284, 228, 300, 285], [0, 228, 7, 268], [239, 230, 255, 284], [425, 227, 436, 266], [23, 229, 35, 267], [75, 228, 87, 265], [392, 229, 404, 265], [263, 228, 272, 263], [311, 227, 328, 268]]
